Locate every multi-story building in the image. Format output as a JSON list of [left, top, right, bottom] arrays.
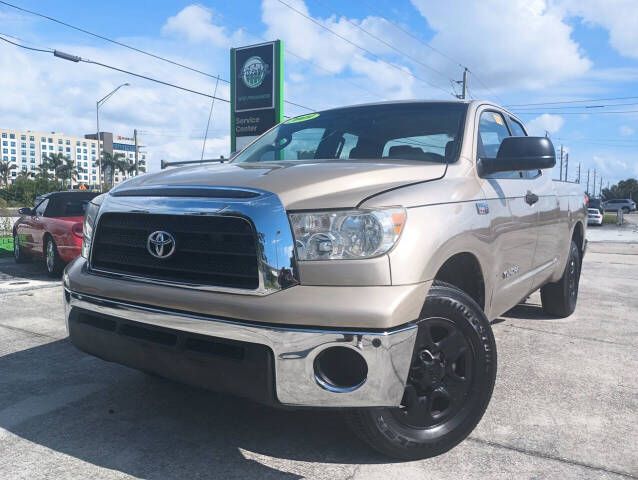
[[0, 128, 148, 187]]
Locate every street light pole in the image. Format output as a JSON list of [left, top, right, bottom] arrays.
[[96, 83, 129, 191]]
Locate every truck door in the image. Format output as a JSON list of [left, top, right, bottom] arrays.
[[476, 109, 538, 317], [505, 116, 562, 290]]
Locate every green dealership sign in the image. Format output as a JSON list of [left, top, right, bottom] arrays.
[[230, 40, 284, 153]]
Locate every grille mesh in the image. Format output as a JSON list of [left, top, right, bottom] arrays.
[[91, 213, 259, 289]]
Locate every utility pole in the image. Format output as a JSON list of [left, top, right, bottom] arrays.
[[134, 129, 139, 176], [576, 163, 581, 184], [586, 169, 590, 193], [455, 67, 468, 100], [600, 177, 603, 197], [564, 153, 569, 182], [593, 169, 597, 197], [559, 145, 564, 181]]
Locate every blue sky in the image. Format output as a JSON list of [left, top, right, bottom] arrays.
[[1, 0, 638, 190]]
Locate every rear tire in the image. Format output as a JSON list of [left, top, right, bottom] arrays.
[[13, 234, 29, 263], [346, 282, 497, 460], [45, 237, 64, 277], [541, 241, 581, 318]]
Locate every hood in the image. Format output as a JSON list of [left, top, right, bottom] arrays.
[[114, 160, 446, 209]]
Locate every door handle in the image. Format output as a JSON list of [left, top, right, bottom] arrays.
[[525, 192, 539, 205]]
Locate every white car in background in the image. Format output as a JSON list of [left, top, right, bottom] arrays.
[[588, 208, 603, 226]]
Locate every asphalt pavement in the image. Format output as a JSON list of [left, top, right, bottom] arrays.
[[0, 241, 637, 479]]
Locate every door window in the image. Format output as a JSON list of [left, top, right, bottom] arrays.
[[478, 111, 521, 179], [34, 199, 49, 217], [478, 111, 511, 158], [508, 117, 527, 137]]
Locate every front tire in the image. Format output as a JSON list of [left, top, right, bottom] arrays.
[[541, 240, 581, 317], [13, 233, 28, 263], [45, 237, 64, 277], [346, 283, 497, 460]]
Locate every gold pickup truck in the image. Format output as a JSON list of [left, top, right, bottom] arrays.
[[64, 100, 586, 459]]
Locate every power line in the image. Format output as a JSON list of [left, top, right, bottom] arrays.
[[0, 1, 317, 113], [512, 101, 638, 111], [190, 3, 389, 104], [507, 96, 638, 107], [355, 1, 504, 104], [312, 0, 454, 83], [0, 34, 230, 102], [512, 109, 638, 115], [356, 0, 461, 67], [274, 0, 455, 97], [0, 32, 52, 52], [466, 70, 505, 104], [0, 0, 227, 80]]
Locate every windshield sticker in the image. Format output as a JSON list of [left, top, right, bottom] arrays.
[[492, 113, 504, 125], [285, 113, 320, 123]]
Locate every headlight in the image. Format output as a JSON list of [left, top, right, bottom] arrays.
[[289, 208, 406, 261], [81, 194, 106, 259]]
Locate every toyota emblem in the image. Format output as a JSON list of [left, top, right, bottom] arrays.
[[147, 230, 176, 259]]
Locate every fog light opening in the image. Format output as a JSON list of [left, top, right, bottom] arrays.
[[314, 346, 368, 393]]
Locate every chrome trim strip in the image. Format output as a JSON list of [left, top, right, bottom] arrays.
[[87, 187, 299, 296], [65, 289, 418, 407]]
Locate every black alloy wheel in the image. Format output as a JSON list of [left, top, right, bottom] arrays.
[[541, 240, 581, 317], [346, 282, 497, 460], [391, 318, 473, 429]]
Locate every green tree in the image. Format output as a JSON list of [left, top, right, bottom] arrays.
[[36, 160, 52, 180], [601, 178, 638, 203], [99, 151, 127, 188], [0, 161, 16, 186], [122, 158, 146, 176], [56, 158, 79, 188], [16, 169, 35, 180], [46, 153, 66, 182]]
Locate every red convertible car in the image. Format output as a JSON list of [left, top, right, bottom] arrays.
[[13, 191, 99, 276]]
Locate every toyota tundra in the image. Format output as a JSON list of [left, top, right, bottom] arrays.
[[63, 100, 586, 459]]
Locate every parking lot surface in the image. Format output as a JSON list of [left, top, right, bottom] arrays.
[[1, 242, 637, 479]]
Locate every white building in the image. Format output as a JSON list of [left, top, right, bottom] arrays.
[[0, 128, 147, 187]]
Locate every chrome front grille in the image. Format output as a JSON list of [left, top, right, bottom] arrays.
[[91, 212, 260, 289]]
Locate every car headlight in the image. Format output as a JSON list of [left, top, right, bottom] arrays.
[[288, 208, 406, 261], [82, 194, 106, 259]]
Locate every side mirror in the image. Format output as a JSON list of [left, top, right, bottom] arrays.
[[18, 207, 34, 216], [478, 136, 556, 176]]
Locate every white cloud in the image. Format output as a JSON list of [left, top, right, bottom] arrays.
[[0, 23, 235, 172], [409, 0, 592, 90], [559, 0, 638, 60], [260, 0, 421, 100], [161, 5, 233, 47], [526, 114, 565, 136], [620, 125, 634, 136]]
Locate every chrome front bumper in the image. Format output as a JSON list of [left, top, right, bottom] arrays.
[[64, 289, 418, 407]]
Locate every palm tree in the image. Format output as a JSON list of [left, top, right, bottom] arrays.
[[36, 159, 52, 180], [0, 161, 16, 186], [122, 158, 146, 176], [56, 158, 79, 188], [16, 169, 35, 180], [46, 153, 66, 182], [99, 151, 126, 188]]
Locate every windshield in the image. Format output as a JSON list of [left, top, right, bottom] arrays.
[[232, 102, 467, 164]]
